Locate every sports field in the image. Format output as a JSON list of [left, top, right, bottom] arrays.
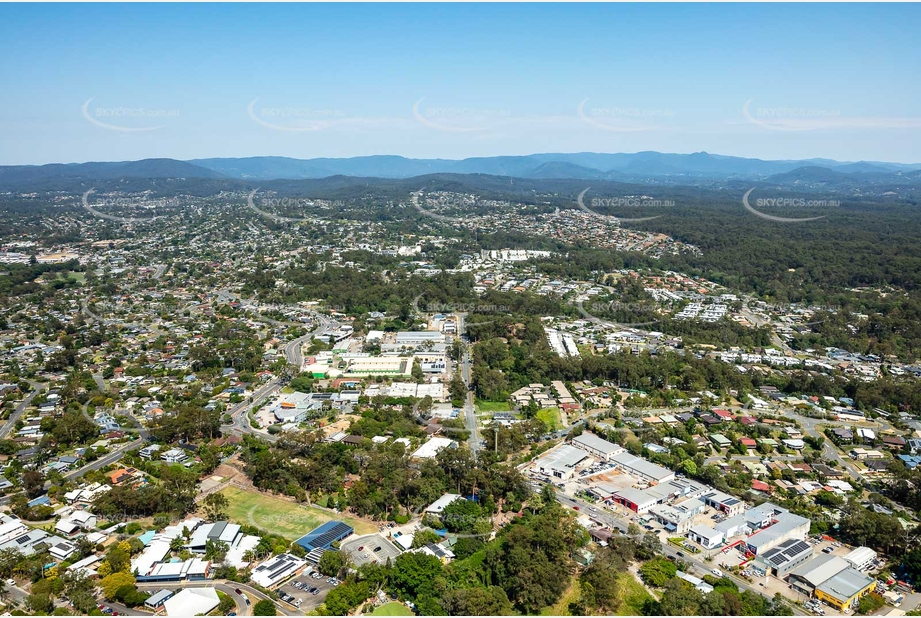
[[218, 486, 377, 540], [368, 602, 414, 616]]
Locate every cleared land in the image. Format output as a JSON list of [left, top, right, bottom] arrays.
[[218, 486, 377, 540], [369, 602, 414, 616], [540, 572, 653, 616], [475, 400, 511, 412], [536, 407, 563, 431]]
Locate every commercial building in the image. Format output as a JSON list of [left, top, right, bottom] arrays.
[[611, 487, 661, 514], [395, 331, 447, 346], [144, 590, 174, 610], [344, 356, 412, 377], [744, 507, 810, 556], [571, 432, 624, 461], [188, 521, 243, 553], [534, 445, 590, 480], [425, 494, 462, 515], [648, 499, 704, 534], [687, 524, 725, 549], [815, 569, 876, 610], [701, 490, 746, 517]]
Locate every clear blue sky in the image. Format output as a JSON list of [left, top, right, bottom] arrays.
[[1, 3, 919, 165]]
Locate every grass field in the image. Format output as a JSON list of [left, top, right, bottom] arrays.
[[217, 486, 377, 540], [369, 602, 413, 616], [536, 407, 563, 432], [616, 571, 655, 615], [475, 400, 511, 413]]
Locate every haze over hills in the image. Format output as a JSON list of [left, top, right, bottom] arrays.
[[190, 152, 921, 181], [2, 152, 921, 193]]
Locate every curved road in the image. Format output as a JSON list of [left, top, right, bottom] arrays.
[[0, 380, 47, 439], [228, 311, 339, 441], [137, 579, 296, 616]]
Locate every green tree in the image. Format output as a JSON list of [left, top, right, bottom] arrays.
[[318, 550, 346, 577], [203, 492, 229, 520], [639, 556, 677, 587], [253, 599, 277, 615]]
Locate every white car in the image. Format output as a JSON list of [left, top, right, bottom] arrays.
[[711, 569, 723, 577]]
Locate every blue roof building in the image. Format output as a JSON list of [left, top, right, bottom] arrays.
[[295, 521, 354, 552]]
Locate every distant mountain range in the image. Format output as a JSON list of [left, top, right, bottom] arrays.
[[189, 152, 921, 181], [2, 152, 921, 191]]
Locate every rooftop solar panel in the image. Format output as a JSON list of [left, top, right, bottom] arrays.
[[296, 521, 354, 551]]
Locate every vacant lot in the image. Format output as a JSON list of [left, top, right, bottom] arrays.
[[218, 486, 376, 540], [536, 407, 563, 431], [475, 400, 511, 413], [369, 602, 413, 616]]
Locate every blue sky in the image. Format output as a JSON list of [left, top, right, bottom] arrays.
[[1, 3, 919, 165]]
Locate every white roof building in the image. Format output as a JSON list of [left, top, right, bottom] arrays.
[[425, 494, 462, 515], [411, 437, 456, 459], [164, 588, 220, 617], [251, 553, 307, 588]]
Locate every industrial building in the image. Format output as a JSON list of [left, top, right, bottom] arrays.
[[571, 432, 624, 461], [610, 452, 675, 484], [755, 539, 814, 577], [789, 554, 851, 596], [534, 444, 590, 480], [843, 547, 877, 572], [815, 568, 876, 610]]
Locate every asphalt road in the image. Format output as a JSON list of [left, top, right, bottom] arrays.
[[227, 311, 339, 441], [454, 315, 481, 459], [0, 380, 46, 439], [137, 580, 294, 616]]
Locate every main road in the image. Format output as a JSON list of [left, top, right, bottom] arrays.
[[454, 313, 481, 459], [228, 311, 339, 440]]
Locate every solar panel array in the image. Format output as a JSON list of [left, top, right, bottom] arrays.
[[297, 521, 353, 551], [765, 539, 811, 567]]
